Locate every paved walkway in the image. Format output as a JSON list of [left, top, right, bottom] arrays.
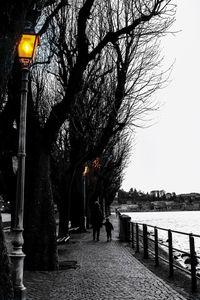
[[24, 214, 188, 300]]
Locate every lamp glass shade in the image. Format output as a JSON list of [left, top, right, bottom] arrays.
[[83, 166, 89, 176], [18, 34, 40, 63]]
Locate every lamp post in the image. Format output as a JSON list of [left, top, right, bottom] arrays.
[[10, 32, 39, 300], [83, 165, 89, 230], [92, 157, 101, 209]]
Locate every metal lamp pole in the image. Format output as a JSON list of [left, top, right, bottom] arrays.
[[10, 66, 29, 300], [10, 32, 39, 300], [83, 166, 89, 230], [83, 174, 87, 230]]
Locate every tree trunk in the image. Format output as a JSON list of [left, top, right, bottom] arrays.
[[69, 166, 85, 231], [0, 155, 16, 229], [70, 187, 84, 230], [57, 196, 69, 237], [0, 213, 13, 300], [58, 165, 85, 235], [23, 147, 58, 270]]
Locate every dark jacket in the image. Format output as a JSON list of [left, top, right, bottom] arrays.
[[103, 221, 114, 232], [91, 204, 103, 229]]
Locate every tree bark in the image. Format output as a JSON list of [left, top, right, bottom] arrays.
[[23, 145, 58, 270], [0, 214, 13, 299], [58, 165, 84, 235], [57, 182, 69, 238], [69, 167, 84, 230]]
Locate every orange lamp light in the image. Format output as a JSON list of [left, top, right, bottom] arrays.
[[83, 166, 89, 176], [18, 33, 40, 65]]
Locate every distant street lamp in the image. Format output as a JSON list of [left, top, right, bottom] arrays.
[[83, 165, 89, 230], [10, 31, 39, 300], [92, 157, 102, 211]]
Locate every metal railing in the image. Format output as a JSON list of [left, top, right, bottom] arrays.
[[130, 221, 200, 293]]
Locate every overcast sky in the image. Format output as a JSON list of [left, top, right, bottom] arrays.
[[122, 1, 200, 195]]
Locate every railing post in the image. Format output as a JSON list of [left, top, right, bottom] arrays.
[[136, 223, 139, 253], [131, 222, 134, 248], [129, 221, 132, 245], [189, 234, 197, 293], [143, 224, 148, 259], [168, 229, 174, 277], [154, 227, 159, 266]]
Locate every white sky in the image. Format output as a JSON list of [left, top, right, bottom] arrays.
[[122, 1, 200, 195]]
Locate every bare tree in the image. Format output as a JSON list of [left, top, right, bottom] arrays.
[[44, 0, 175, 232], [0, 0, 69, 292], [0, 0, 176, 270]]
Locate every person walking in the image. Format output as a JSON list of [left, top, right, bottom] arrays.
[[91, 202, 104, 241], [103, 217, 114, 242]]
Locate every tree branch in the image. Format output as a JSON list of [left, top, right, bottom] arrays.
[[38, 0, 69, 36], [88, 1, 161, 61]]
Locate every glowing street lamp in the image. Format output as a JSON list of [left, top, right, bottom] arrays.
[[18, 33, 40, 66], [10, 31, 39, 300]]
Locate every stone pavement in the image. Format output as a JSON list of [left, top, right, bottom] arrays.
[[24, 214, 188, 300]]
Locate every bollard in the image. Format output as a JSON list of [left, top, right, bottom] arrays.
[[119, 214, 131, 242]]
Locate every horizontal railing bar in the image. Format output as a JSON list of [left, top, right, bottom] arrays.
[[148, 248, 200, 280], [133, 236, 200, 262], [158, 242, 168, 248], [144, 235, 200, 261], [130, 221, 200, 238], [159, 255, 194, 277], [133, 240, 199, 278], [134, 222, 168, 232], [130, 220, 200, 292], [147, 237, 200, 259], [172, 246, 190, 255], [133, 229, 200, 257], [171, 230, 200, 238]]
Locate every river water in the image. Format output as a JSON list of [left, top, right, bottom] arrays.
[[127, 210, 200, 268]]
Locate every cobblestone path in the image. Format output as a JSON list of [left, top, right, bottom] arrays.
[[24, 215, 187, 300]]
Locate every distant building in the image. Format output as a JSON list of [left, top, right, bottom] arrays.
[[166, 193, 172, 199], [150, 190, 165, 198]]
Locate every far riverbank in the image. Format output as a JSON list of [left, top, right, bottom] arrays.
[[111, 203, 200, 213]]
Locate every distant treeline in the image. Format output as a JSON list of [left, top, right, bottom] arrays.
[[114, 188, 200, 211]]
